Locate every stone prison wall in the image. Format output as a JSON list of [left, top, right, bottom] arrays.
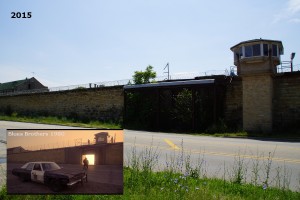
[[0, 73, 299, 132], [0, 86, 124, 122]]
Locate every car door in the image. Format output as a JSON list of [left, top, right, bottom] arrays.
[[31, 163, 44, 183]]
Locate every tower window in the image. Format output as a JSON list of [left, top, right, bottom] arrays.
[[263, 44, 268, 56], [252, 44, 261, 56], [272, 44, 278, 56], [239, 47, 243, 58], [245, 45, 252, 57]]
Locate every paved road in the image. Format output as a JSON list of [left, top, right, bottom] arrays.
[[1, 121, 300, 191]]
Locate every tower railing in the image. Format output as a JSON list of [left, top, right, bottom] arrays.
[[277, 61, 292, 73], [277, 61, 300, 73]]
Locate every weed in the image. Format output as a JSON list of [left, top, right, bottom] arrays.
[[275, 166, 282, 189], [298, 172, 300, 192], [250, 150, 262, 186], [230, 150, 247, 185], [282, 163, 292, 190], [273, 164, 292, 190], [263, 148, 276, 187]]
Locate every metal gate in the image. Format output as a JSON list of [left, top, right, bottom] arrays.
[[124, 79, 226, 132]]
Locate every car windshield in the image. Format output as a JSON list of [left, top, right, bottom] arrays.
[[21, 163, 29, 169], [41, 163, 61, 171], [21, 162, 34, 170]]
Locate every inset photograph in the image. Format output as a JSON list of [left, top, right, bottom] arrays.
[[6, 129, 123, 194]]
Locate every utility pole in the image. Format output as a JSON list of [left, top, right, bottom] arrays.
[[164, 63, 170, 80]]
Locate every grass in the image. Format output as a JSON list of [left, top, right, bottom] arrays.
[[1, 168, 299, 200], [0, 114, 121, 129], [0, 164, 5, 192], [194, 132, 249, 138], [123, 168, 300, 200]]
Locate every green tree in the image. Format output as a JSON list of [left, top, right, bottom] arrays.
[[133, 65, 156, 84], [172, 88, 193, 129]]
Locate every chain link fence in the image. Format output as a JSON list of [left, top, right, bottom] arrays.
[[0, 69, 231, 96], [2, 64, 298, 97], [22, 138, 97, 151]]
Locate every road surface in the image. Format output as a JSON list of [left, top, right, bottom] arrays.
[[1, 121, 300, 191]]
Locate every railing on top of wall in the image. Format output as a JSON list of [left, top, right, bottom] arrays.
[[277, 61, 300, 73], [49, 79, 132, 92], [0, 68, 241, 96], [11, 137, 123, 152]]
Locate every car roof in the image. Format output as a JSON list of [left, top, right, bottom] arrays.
[[27, 161, 56, 164]]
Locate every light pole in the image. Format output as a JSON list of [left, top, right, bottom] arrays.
[[291, 52, 296, 72]]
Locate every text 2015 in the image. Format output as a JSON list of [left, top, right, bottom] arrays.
[[11, 12, 32, 18]]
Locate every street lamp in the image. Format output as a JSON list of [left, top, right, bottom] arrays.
[[291, 52, 296, 72]]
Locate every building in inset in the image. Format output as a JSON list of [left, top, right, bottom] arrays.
[[7, 146, 28, 154]]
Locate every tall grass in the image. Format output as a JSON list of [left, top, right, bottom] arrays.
[[0, 164, 7, 200], [0, 164, 6, 188], [124, 140, 300, 199], [0, 114, 121, 129]]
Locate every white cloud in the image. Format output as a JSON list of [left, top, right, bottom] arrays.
[[273, 0, 300, 23], [288, 0, 300, 14]]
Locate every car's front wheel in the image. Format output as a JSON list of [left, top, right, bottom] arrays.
[[50, 179, 62, 192], [18, 174, 27, 182]]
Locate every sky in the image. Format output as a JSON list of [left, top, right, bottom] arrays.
[[1, 0, 300, 87], [7, 130, 124, 150]]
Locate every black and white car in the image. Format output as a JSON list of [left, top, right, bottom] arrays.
[[12, 161, 87, 192]]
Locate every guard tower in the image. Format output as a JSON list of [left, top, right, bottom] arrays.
[[231, 39, 284, 132], [94, 132, 109, 144]]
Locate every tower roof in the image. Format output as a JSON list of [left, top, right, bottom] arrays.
[[231, 39, 283, 51]]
